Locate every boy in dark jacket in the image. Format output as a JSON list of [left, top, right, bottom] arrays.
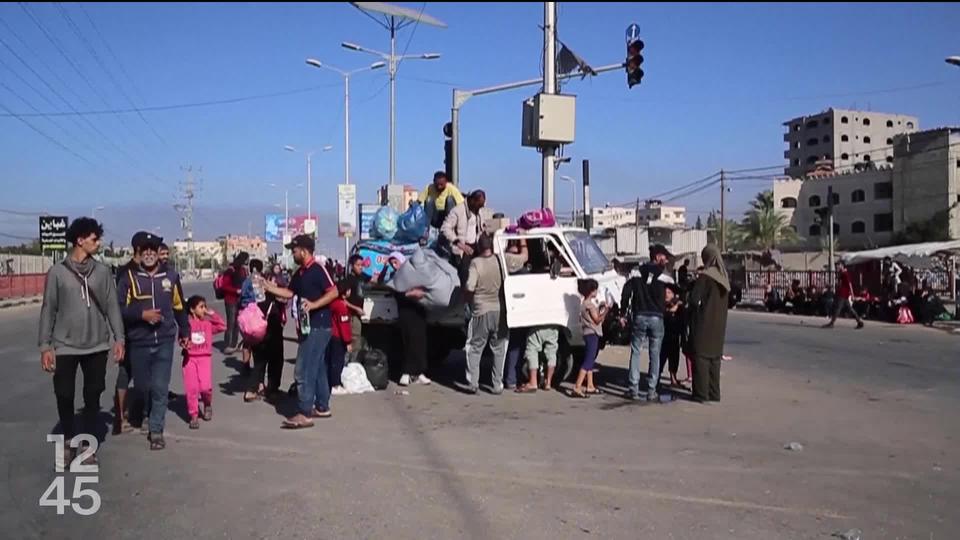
[[686, 245, 730, 403], [659, 285, 687, 389]]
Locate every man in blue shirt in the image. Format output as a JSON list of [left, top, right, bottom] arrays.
[[262, 235, 338, 429]]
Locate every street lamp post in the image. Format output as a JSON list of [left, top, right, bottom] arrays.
[[284, 145, 331, 227], [305, 59, 385, 259], [341, 41, 440, 185], [560, 176, 577, 226], [268, 182, 304, 241]]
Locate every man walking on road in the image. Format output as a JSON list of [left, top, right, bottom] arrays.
[[261, 235, 339, 429], [824, 262, 864, 329], [462, 233, 508, 395], [39, 217, 125, 467], [117, 233, 190, 450], [620, 244, 674, 402]]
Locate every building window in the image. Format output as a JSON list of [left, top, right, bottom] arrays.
[[886, 156, 894, 163], [956, 159, 960, 169], [851, 221, 866, 234], [807, 138, 819, 146], [851, 189, 865, 203], [863, 136, 871, 144], [794, 141, 801, 149], [809, 224, 821, 236], [863, 118, 871, 126], [886, 138, 893, 145], [841, 134, 849, 142], [808, 195, 821, 207], [806, 156, 818, 164], [863, 155, 872, 162], [874, 182, 893, 199], [793, 124, 801, 132], [833, 223, 840, 235], [824, 117, 831, 125], [792, 159, 800, 166], [874, 213, 893, 232], [780, 197, 798, 209], [841, 153, 850, 160], [841, 116, 849, 124], [806, 120, 818, 129], [830, 192, 840, 206], [823, 135, 831, 143], [886, 120, 894, 128], [907, 122, 914, 129]]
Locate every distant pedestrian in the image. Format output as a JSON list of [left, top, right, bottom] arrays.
[[569, 279, 607, 399], [39, 217, 125, 468], [686, 245, 730, 404], [221, 252, 249, 354], [824, 262, 864, 329], [182, 295, 225, 429]]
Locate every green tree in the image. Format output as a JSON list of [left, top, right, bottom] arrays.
[[695, 215, 704, 230], [738, 190, 798, 249]]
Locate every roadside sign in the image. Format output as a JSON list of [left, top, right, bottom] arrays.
[[625, 23, 640, 45], [39, 216, 68, 252], [338, 184, 357, 238]]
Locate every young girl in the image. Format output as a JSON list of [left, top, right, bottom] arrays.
[[660, 285, 687, 389], [328, 281, 354, 396], [570, 279, 607, 399], [183, 295, 226, 429]]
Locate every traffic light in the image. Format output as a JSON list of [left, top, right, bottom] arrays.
[[626, 38, 644, 88], [443, 122, 453, 181]]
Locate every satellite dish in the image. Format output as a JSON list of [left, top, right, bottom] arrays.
[[350, 2, 447, 28]]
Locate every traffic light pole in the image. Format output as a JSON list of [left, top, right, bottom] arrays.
[[541, 1, 557, 210], [449, 62, 624, 186]]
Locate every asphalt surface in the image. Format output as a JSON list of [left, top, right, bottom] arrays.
[[1, 282, 957, 539]]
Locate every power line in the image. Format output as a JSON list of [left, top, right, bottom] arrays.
[[0, 208, 49, 216], [77, 3, 148, 106], [395, 2, 427, 69], [0, 99, 94, 165], [54, 2, 168, 148], [0, 82, 342, 118]]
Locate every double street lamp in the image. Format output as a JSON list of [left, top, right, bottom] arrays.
[[284, 145, 332, 223]]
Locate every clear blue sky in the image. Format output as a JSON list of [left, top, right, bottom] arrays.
[[1, 2, 959, 250]]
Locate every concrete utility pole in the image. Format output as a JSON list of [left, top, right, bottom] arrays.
[[174, 166, 200, 275], [541, 1, 557, 210], [828, 185, 836, 280], [582, 159, 592, 230], [719, 169, 726, 252]]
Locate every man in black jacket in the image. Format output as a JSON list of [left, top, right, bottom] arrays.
[[620, 244, 674, 402]]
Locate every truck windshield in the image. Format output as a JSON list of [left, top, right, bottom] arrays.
[[563, 231, 611, 275]]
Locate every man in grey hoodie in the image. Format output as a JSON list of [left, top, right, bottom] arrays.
[[39, 217, 125, 466]]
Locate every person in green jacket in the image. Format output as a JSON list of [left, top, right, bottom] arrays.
[[686, 244, 730, 403]]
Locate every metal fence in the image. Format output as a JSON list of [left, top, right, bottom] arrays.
[[743, 269, 952, 304]]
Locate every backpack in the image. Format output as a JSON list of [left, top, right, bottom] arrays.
[[238, 303, 273, 345], [518, 208, 556, 229], [213, 269, 229, 300]]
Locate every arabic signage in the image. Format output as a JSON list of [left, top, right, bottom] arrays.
[[39, 216, 68, 252]]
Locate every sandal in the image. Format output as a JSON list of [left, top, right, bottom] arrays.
[[586, 387, 603, 395], [148, 432, 166, 451], [202, 406, 213, 421], [243, 392, 260, 403], [281, 416, 315, 429], [568, 389, 589, 399], [189, 417, 200, 430], [515, 385, 538, 394], [310, 408, 332, 419]]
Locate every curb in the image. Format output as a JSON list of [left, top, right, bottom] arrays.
[[0, 296, 42, 310]]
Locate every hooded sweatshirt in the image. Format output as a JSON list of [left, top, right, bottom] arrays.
[[38, 256, 125, 355]]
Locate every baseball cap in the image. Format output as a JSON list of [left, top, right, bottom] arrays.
[[284, 234, 315, 252], [649, 244, 673, 260], [131, 231, 163, 250]]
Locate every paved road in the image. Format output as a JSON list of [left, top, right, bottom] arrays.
[[0, 283, 957, 539]]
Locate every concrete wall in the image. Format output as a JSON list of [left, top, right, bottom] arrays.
[[892, 128, 960, 239], [0, 254, 53, 275]]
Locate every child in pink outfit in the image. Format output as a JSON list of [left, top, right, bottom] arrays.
[[183, 295, 226, 429]]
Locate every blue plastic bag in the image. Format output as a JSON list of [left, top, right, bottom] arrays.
[[394, 202, 428, 244], [371, 206, 399, 241]]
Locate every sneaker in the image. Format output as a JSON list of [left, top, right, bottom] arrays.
[[416, 374, 432, 385], [331, 386, 348, 396], [399, 374, 411, 387], [647, 391, 659, 403], [490, 386, 504, 396], [856, 321, 864, 329]]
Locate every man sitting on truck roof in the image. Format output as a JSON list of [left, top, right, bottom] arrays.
[[419, 171, 464, 231]]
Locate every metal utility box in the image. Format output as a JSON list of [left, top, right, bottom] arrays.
[[521, 93, 576, 147]]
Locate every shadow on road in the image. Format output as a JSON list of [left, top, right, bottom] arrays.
[[219, 356, 249, 397]]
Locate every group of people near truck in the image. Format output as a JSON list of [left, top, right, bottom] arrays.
[[37, 172, 733, 463]]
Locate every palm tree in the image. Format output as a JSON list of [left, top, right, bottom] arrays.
[[739, 190, 798, 249]]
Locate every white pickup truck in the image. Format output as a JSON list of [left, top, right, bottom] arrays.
[[357, 227, 625, 379]]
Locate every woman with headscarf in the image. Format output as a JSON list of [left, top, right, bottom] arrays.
[[685, 245, 730, 403]]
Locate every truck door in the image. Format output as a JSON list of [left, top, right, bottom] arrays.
[[498, 234, 581, 330]]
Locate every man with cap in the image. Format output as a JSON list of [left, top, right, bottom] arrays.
[[620, 243, 675, 402], [261, 234, 339, 429], [117, 231, 190, 450]]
